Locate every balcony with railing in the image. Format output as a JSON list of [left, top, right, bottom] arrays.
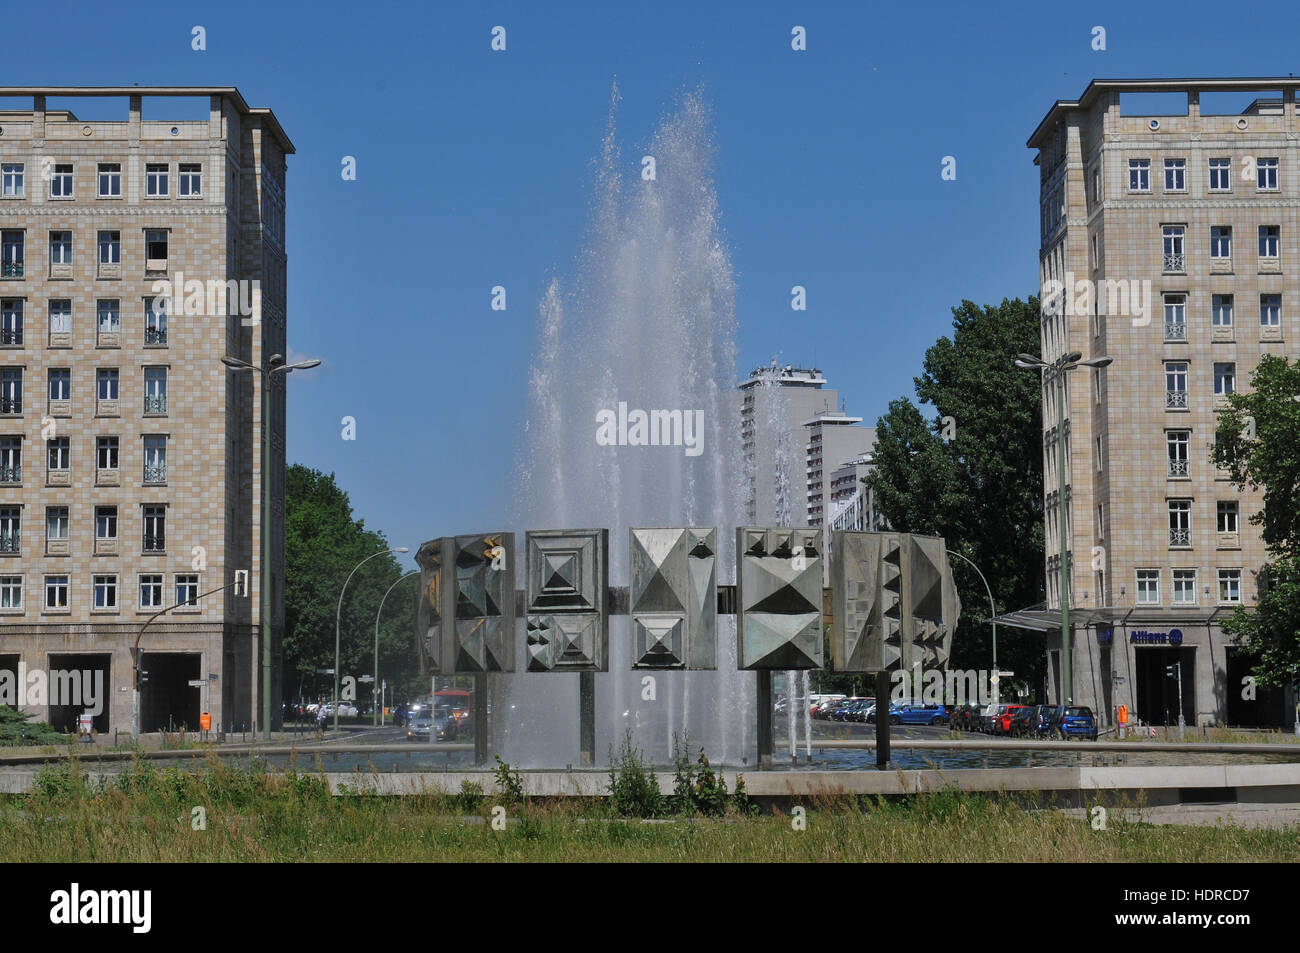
[[1166, 390, 1188, 409], [1169, 527, 1190, 547], [142, 533, 166, 553], [144, 394, 167, 415], [1164, 322, 1187, 342], [1163, 253, 1185, 274], [0, 396, 20, 415], [0, 464, 18, 484], [0, 327, 21, 346], [0, 532, 17, 553], [0, 261, 23, 279], [145, 326, 167, 346], [143, 462, 166, 484], [1168, 458, 1188, 478]]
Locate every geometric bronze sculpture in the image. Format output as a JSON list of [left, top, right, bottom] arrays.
[[830, 530, 960, 673], [630, 526, 717, 669], [736, 527, 823, 670], [415, 532, 516, 674], [525, 529, 609, 672]]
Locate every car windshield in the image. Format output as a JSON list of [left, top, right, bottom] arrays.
[[1066, 707, 1092, 717]]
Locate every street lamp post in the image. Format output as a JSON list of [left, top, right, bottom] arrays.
[[220, 352, 321, 739], [1016, 350, 1113, 707], [335, 547, 409, 731], [374, 570, 419, 726], [946, 549, 999, 704]]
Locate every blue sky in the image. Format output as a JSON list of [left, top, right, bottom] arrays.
[[8, 0, 1296, 571]]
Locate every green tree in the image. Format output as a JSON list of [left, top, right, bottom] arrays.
[[1213, 355, 1300, 688], [866, 298, 1046, 693], [284, 465, 422, 708]]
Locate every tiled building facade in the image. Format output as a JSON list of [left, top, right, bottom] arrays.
[[1022, 78, 1299, 727], [0, 88, 292, 733]]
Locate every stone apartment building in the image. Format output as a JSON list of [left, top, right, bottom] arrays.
[[0, 87, 291, 733], [1009, 78, 1299, 728]]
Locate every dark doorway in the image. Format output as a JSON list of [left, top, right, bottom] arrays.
[[1225, 647, 1288, 727], [0, 654, 18, 708], [140, 652, 201, 732], [1134, 646, 1195, 726], [46, 653, 111, 733]]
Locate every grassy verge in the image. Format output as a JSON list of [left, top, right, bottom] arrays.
[[0, 756, 1297, 862]]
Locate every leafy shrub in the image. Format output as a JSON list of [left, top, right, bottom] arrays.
[[607, 730, 662, 818], [455, 780, 485, 813], [493, 755, 526, 805]]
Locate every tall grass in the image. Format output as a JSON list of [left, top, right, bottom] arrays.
[[1, 755, 1296, 862]]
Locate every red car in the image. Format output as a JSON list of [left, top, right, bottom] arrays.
[[991, 704, 1029, 735]]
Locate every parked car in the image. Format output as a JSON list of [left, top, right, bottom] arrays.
[[1049, 705, 1098, 740], [951, 703, 982, 731], [889, 704, 949, 726], [832, 698, 870, 722], [990, 704, 1029, 736], [1008, 704, 1043, 737]]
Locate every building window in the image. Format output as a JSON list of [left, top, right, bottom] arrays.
[[145, 297, 168, 345], [1, 230, 23, 278], [48, 368, 70, 402], [145, 230, 169, 269], [1166, 430, 1190, 478], [145, 162, 169, 197], [0, 436, 18, 483], [93, 574, 118, 610], [0, 507, 18, 553], [1162, 226, 1185, 273], [1163, 293, 1186, 340], [45, 575, 69, 610], [98, 230, 120, 264], [144, 368, 167, 414], [50, 163, 72, 198], [1213, 362, 1236, 395], [143, 435, 167, 484], [1136, 570, 1161, 605], [1217, 500, 1239, 534], [142, 504, 166, 552], [1260, 294, 1281, 327], [97, 162, 122, 197], [1164, 158, 1186, 191], [1128, 158, 1150, 191], [1259, 225, 1280, 259], [1257, 157, 1279, 191], [97, 367, 119, 402], [1, 163, 25, 197], [49, 230, 72, 265], [1172, 569, 1197, 605], [1209, 157, 1231, 191], [1217, 569, 1242, 604], [1, 368, 22, 415], [1210, 226, 1232, 260], [96, 435, 119, 471], [96, 505, 118, 541], [176, 574, 199, 607], [45, 506, 68, 541], [0, 575, 21, 609], [97, 299, 120, 334], [139, 574, 164, 609], [0, 300, 21, 346], [1092, 168, 1100, 202], [1095, 435, 1104, 470], [1212, 294, 1234, 327], [1168, 499, 1191, 546], [1097, 503, 1105, 538], [48, 300, 71, 341], [47, 436, 69, 471], [1165, 361, 1188, 409], [178, 163, 202, 196]]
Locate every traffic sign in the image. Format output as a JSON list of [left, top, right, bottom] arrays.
[[188, 679, 206, 687]]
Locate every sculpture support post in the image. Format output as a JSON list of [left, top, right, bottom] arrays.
[[756, 670, 773, 770], [875, 670, 890, 768], [579, 671, 595, 766], [474, 673, 489, 765]]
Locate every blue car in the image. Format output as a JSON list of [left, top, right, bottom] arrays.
[[889, 704, 949, 726], [1050, 705, 1098, 740]]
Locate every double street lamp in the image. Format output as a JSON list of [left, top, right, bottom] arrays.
[[335, 547, 409, 731], [220, 352, 321, 739], [374, 570, 419, 726], [1015, 350, 1113, 707]]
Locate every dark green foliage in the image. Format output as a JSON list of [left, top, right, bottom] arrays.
[[0, 706, 68, 747], [867, 297, 1046, 689], [492, 755, 526, 805], [607, 730, 663, 818]]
